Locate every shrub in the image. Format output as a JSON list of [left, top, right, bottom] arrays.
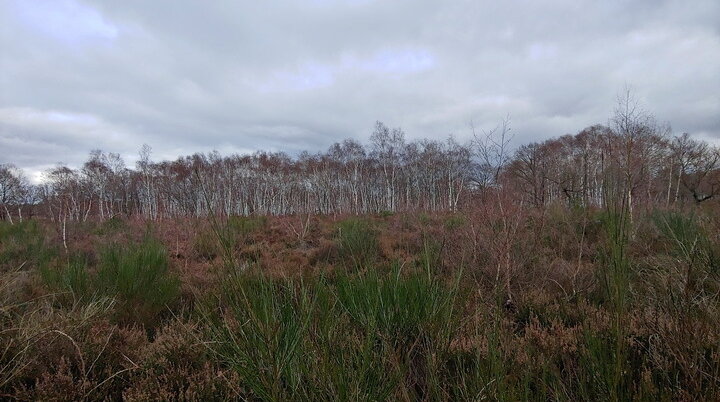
[[122, 319, 239, 401]]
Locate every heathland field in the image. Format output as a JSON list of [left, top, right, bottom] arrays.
[[1, 204, 719, 400]]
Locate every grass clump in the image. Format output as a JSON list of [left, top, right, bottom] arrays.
[[648, 210, 719, 311], [444, 213, 466, 230], [378, 210, 394, 218], [652, 210, 718, 273], [227, 215, 267, 239], [40, 235, 179, 326], [335, 263, 459, 343], [94, 215, 127, 235], [337, 218, 378, 270], [97, 236, 180, 324], [192, 229, 220, 261], [201, 263, 463, 400], [0, 221, 54, 272], [39, 255, 90, 303], [206, 273, 314, 400], [192, 216, 266, 264]]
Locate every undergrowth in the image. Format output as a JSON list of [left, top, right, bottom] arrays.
[[40, 235, 179, 326], [2, 208, 719, 400]]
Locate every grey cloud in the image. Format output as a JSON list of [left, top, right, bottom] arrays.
[[1, 0, 719, 181]]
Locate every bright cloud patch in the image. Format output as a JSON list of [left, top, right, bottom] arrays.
[[10, 0, 118, 45], [357, 48, 435, 74], [255, 48, 435, 93], [257, 62, 337, 93]]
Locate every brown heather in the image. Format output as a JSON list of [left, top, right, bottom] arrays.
[[0, 203, 717, 400]]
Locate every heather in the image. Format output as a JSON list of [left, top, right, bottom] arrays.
[[0, 202, 718, 400]]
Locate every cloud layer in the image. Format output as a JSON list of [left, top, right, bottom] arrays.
[[1, 0, 719, 181]]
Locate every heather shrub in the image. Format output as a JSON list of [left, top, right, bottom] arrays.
[[123, 362, 240, 401], [1, 297, 124, 398], [123, 319, 239, 401]]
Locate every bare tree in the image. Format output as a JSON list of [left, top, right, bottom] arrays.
[[672, 133, 720, 203], [471, 115, 521, 305], [471, 114, 513, 187], [370, 121, 405, 212], [0, 164, 29, 224], [609, 86, 664, 214], [4, 111, 717, 224]]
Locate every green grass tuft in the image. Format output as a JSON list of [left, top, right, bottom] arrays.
[[337, 218, 378, 270]]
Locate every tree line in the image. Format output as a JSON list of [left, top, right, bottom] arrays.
[[2, 95, 718, 223]]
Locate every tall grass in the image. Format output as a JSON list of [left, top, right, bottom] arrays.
[[645, 210, 720, 397], [652, 210, 718, 299], [201, 262, 464, 400], [40, 236, 179, 326], [93, 215, 127, 235], [192, 215, 267, 264], [39, 255, 90, 303], [0, 220, 55, 272], [203, 272, 314, 400], [337, 218, 378, 270], [192, 229, 221, 260], [335, 262, 459, 344], [593, 180, 633, 401], [97, 236, 180, 324]]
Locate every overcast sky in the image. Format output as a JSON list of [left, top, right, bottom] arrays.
[[1, 0, 719, 182]]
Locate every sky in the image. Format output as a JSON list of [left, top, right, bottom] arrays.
[[1, 0, 719, 182]]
